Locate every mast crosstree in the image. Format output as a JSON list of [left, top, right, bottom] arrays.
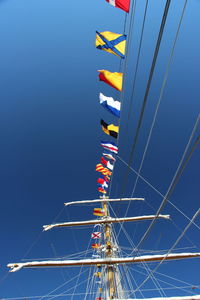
[[7, 197, 200, 300]]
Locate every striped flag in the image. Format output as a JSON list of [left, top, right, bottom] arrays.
[[98, 187, 107, 194], [92, 243, 101, 249], [103, 152, 116, 161], [93, 208, 105, 216], [101, 141, 118, 154], [103, 175, 110, 182], [105, 0, 130, 12], [96, 164, 112, 176], [99, 93, 121, 118]]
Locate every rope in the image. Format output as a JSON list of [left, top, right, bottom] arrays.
[[125, 0, 149, 131], [133, 209, 200, 292], [133, 114, 200, 254], [118, 0, 173, 199], [117, 155, 200, 231]]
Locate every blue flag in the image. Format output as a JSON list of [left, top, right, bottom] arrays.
[[99, 93, 121, 118]]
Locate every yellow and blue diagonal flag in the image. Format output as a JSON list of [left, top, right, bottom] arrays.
[[96, 31, 127, 58]]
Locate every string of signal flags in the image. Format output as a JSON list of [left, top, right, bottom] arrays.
[[95, 0, 130, 196]]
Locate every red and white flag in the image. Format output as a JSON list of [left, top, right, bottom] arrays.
[[105, 0, 130, 13], [101, 157, 114, 170], [91, 232, 102, 239], [97, 178, 108, 188]]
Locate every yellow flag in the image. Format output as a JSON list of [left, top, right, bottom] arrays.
[[98, 70, 123, 91], [96, 31, 126, 58]]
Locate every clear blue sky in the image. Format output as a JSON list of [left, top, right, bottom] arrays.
[[0, 0, 199, 299]]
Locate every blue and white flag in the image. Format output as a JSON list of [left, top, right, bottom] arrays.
[[99, 93, 121, 118]]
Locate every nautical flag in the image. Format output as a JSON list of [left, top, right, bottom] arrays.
[[96, 164, 112, 176], [101, 157, 114, 170], [105, 0, 130, 12], [101, 119, 119, 139], [103, 175, 110, 182], [96, 31, 126, 58], [99, 93, 121, 118], [93, 208, 105, 216], [94, 272, 102, 277], [101, 141, 118, 154], [92, 243, 101, 249], [98, 70, 123, 91], [98, 187, 107, 194], [103, 152, 116, 161], [97, 178, 108, 188], [91, 232, 102, 239]]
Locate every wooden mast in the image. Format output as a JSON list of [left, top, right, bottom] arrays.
[[102, 196, 116, 300]]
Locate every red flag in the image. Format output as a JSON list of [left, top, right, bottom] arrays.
[[97, 178, 105, 185], [101, 157, 113, 170], [105, 0, 130, 12], [92, 243, 101, 249]]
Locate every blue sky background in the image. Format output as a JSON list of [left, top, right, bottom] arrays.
[[0, 0, 199, 299]]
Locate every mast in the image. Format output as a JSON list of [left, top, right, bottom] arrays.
[[103, 197, 115, 300]]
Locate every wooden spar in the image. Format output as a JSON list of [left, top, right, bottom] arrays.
[[64, 198, 144, 206], [7, 252, 200, 272], [43, 214, 170, 231]]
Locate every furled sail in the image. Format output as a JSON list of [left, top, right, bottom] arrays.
[[113, 297, 200, 300], [8, 252, 200, 272], [43, 214, 170, 231], [64, 197, 144, 206]]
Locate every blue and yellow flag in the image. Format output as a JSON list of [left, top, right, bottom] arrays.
[[96, 31, 126, 58]]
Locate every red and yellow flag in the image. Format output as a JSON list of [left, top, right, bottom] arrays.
[[98, 187, 107, 194], [98, 70, 123, 91], [92, 243, 101, 249], [96, 164, 112, 176], [93, 208, 105, 216]]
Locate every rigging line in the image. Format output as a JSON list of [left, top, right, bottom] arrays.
[[115, 0, 173, 202], [117, 155, 200, 231], [132, 113, 200, 255], [108, 0, 137, 199], [129, 0, 189, 200], [132, 267, 195, 295], [70, 224, 96, 300], [119, 13, 128, 73], [138, 265, 200, 289], [133, 208, 200, 293], [125, 0, 172, 169], [37, 269, 89, 300], [65, 206, 79, 253], [50, 243, 68, 282], [125, 0, 149, 132], [170, 219, 197, 249], [109, 0, 173, 221], [109, 205, 166, 296], [20, 206, 65, 263], [47, 276, 93, 300]]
